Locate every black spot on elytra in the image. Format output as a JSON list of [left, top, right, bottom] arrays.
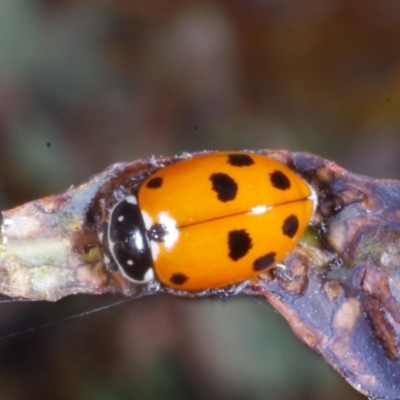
[[228, 153, 254, 167], [210, 173, 238, 202], [228, 230, 252, 261], [170, 273, 188, 285], [270, 170, 291, 190], [253, 252, 276, 271], [282, 215, 299, 238], [148, 223, 169, 242], [146, 176, 163, 189]]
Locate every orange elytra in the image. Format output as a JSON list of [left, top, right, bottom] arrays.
[[102, 152, 316, 291]]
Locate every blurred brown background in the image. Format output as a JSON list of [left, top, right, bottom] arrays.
[[1, 0, 399, 399]]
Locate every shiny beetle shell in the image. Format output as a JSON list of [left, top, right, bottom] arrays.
[[103, 152, 316, 291]]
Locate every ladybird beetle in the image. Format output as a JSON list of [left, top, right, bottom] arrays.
[[102, 152, 316, 291]]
